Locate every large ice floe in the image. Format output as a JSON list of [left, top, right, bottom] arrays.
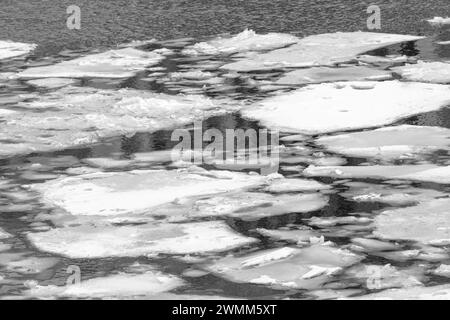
[[303, 164, 450, 184], [0, 40, 36, 60], [25, 269, 185, 299], [392, 61, 450, 84], [221, 32, 424, 71], [373, 198, 450, 246], [182, 29, 298, 55], [316, 125, 450, 160], [205, 245, 362, 290], [0, 86, 231, 157], [242, 81, 450, 134], [275, 66, 393, 86], [27, 220, 257, 258], [18, 48, 163, 78]]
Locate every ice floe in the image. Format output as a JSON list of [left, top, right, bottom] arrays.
[[27, 221, 257, 258], [222, 32, 424, 71], [303, 164, 450, 184], [316, 125, 450, 160], [392, 61, 450, 84], [350, 285, 450, 300], [182, 29, 298, 55], [18, 48, 163, 79], [27, 78, 78, 89], [25, 269, 184, 299], [206, 245, 362, 290], [0, 228, 11, 240], [31, 168, 267, 217], [242, 81, 450, 134], [433, 264, 450, 278], [275, 66, 393, 86], [263, 178, 330, 193], [0, 40, 36, 60], [373, 198, 450, 245], [427, 17, 450, 27], [257, 227, 320, 244]]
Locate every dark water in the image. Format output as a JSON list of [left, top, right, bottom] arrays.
[[1, 0, 449, 58]]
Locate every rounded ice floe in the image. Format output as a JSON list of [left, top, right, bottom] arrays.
[[303, 164, 450, 184], [373, 198, 450, 246], [427, 17, 450, 27], [0, 41, 36, 60], [263, 178, 330, 193], [27, 221, 258, 258], [242, 81, 450, 134], [24, 270, 184, 299], [316, 125, 450, 160], [392, 61, 450, 84], [182, 29, 298, 56], [275, 66, 393, 86], [18, 48, 164, 79], [221, 32, 424, 71], [205, 245, 362, 290]]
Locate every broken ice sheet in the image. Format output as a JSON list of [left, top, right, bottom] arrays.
[[27, 221, 258, 258], [373, 198, 450, 246], [316, 125, 450, 160], [25, 269, 184, 299], [303, 164, 450, 184], [242, 81, 450, 134], [221, 32, 424, 71], [0, 41, 36, 60], [0, 86, 233, 158], [205, 245, 362, 290], [18, 48, 163, 79], [392, 61, 450, 84], [182, 29, 298, 56], [275, 66, 393, 86]]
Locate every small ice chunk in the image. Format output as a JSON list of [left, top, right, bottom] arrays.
[[308, 216, 372, 228], [351, 238, 399, 252], [257, 227, 319, 243], [433, 265, 450, 278], [0, 40, 36, 60], [242, 81, 450, 134], [316, 125, 450, 160], [27, 78, 78, 89], [263, 178, 330, 193], [392, 61, 450, 84], [19, 48, 163, 79], [0, 228, 11, 240]]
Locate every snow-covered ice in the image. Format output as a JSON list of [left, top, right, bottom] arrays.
[[206, 245, 362, 290], [242, 81, 450, 134], [303, 164, 450, 184], [275, 66, 393, 85], [222, 32, 424, 71], [18, 48, 163, 78], [27, 221, 258, 258], [0, 40, 36, 60], [427, 17, 450, 27], [316, 125, 450, 160], [373, 198, 450, 245], [392, 61, 450, 84], [182, 29, 298, 55]]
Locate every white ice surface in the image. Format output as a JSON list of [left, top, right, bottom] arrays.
[[0, 41, 36, 60], [242, 81, 450, 134], [392, 61, 450, 84]]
